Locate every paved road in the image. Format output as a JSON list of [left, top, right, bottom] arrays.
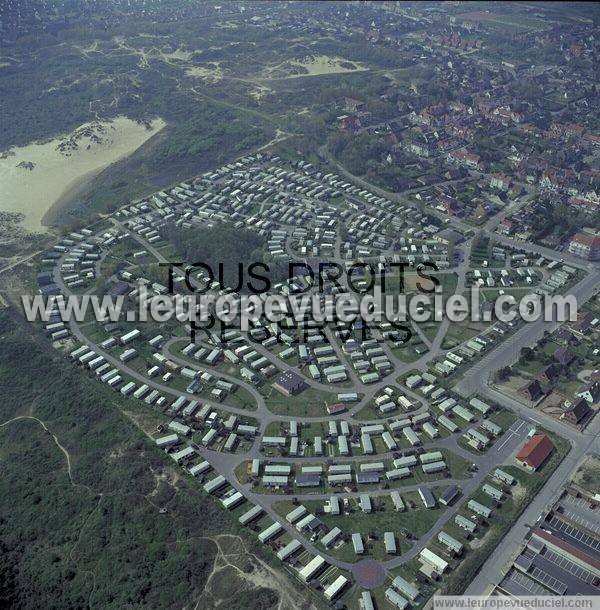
[[465, 431, 600, 595], [197, 417, 530, 572], [39, 158, 600, 591], [47, 224, 537, 577], [321, 146, 595, 273], [452, 267, 600, 594], [456, 268, 600, 415]]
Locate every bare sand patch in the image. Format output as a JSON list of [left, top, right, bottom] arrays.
[[255, 129, 290, 152], [159, 47, 194, 62], [186, 62, 224, 83], [469, 526, 493, 549], [511, 482, 526, 503], [573, 454, 600, 494], [73, 40, 100, 56], [249, 84, 273, 101], [262, 54, 367, 79], [0, 116, 165, 233]]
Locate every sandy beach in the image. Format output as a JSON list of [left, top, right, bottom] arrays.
[[0, 116, 166, 232]]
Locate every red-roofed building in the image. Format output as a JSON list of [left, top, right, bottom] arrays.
[[497, 218, 515, 236], [567, 231, 600, 261], [448, 149, 482, 170], [327, 403, 347, 415], [515, 434, 554, 472]]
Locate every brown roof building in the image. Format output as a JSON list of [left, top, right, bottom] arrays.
[[567, 231, 600, 261], [561, 398, 592, 427], [515, 434, 554, 472], [327, 403, 347, 415], [518, 379, 545, 402]]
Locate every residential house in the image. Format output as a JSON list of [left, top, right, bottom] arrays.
[[536, 364, 560, 384], [560, 398, 592, 427], [490, 174, 511, 191], [518, 379, 545, 402], [554, 347, 576, 367], [497, 219, 515, 236], [567, 231, 600, 261], [576, 381, 600, 405], [343, 97, 366, 113], [338, 115, 362, 132], [448, 149, 482, 170]]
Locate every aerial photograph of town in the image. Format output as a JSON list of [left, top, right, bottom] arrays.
[[0, 1, 599, 609]]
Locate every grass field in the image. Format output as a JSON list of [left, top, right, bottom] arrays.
[[273, 492, 446, 562]]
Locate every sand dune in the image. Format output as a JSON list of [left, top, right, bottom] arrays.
[[0, 116, 165, 232], [262, 55, 366, 79]]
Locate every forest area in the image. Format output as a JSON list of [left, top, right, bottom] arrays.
[[162, 223, 289, 291], [0, 310, 281, 610]]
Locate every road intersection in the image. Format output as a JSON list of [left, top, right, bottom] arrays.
[[43, 157, 600, 597]]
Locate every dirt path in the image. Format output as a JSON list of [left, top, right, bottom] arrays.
[[0, 413, 102, 607], [255, 129, 293, 153], [0, 250, 45, 275], [0, 415, 93, 493], [192, 533, 307, 610]]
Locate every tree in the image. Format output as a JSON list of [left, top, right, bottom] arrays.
[[497, 366, 512, 382], [519, 346, 535, 362]]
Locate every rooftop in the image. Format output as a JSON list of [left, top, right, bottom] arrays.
[[516, 434, 554, 470]]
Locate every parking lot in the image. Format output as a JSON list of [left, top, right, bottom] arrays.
[[559, 495, 600, 535], [543, 549, 597, 586], [501, 570, 552, 596], [548, 515, 600, 555]]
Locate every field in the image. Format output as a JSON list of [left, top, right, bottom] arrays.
[[457, 10, 550, 32]]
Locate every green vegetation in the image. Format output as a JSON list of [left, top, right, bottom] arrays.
[[0, 309, 282, 609], [488, 408, 518, 431], [470, 235, 494, 267], [261, 384, 338, 418], [508, 333, 599, 397], [573, 455, 600, 495], [441, 323, 480, 349], [163, 222, 288, 290]]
